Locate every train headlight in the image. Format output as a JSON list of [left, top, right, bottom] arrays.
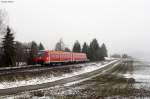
[[46, 57, 49, 60]]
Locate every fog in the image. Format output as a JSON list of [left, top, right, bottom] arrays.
[[0, 0, 150, 59]]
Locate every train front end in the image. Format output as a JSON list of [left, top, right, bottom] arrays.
[[33, 50, 49, 65]]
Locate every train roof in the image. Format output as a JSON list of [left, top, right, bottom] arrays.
[[38, 50, 86, 55]]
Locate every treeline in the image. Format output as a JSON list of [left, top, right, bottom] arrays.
[[0, 27, 108, 67], [0, 35, 107, 67], [55, 38, 108, 61], [0, 10, 108, 67], [111, 53, 131, 59], [0, 26, 45, 66]]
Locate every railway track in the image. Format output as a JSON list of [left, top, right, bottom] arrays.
[[0, 62, 95, 76], [0, 60, 120, 96], [0, 65, 41, 75]]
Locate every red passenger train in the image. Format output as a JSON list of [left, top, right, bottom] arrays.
[[33, 50, 88, 65]]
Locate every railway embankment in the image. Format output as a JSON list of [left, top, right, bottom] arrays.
[[0, 60, 121, 96]]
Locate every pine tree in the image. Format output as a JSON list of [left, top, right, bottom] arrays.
[[88, 39, 106, 61], [72, 40, 81, 52], [38, 42, 45, 50], [2, 26, 16, 66], [82, 42, 89, 57], [82, 42, 88, 53], [96, 47, 104, 60], [27, 41, 38, 65], [101, 43, 108, 57], [89, 39, 100, 61]]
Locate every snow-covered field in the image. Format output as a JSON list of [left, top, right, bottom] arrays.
[[2, 59, 150, 99], [123, 59, 150, 90], [123, 60, 150, 83], [0, 60, 118, 89]]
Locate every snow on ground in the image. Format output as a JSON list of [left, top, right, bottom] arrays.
[[123, 59, 150, 90], [124, 74, 150, 82], [123, 60, 150, 83], [0, 60, 118, 89], [63, 62, 121, 87]]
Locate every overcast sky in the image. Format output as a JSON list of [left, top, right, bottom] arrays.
[[0, 0, 150, 59]]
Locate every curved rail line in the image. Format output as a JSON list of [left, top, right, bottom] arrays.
[[0, 60, 121, 96], [0, 62, 91, 76]]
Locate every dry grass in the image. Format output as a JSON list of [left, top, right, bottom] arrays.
[[2, 60, 150, 99], [0, 65, 83, 83], [22, 60, 150, 99]]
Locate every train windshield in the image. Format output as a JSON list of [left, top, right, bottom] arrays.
[[36, 51, 47, 57]]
